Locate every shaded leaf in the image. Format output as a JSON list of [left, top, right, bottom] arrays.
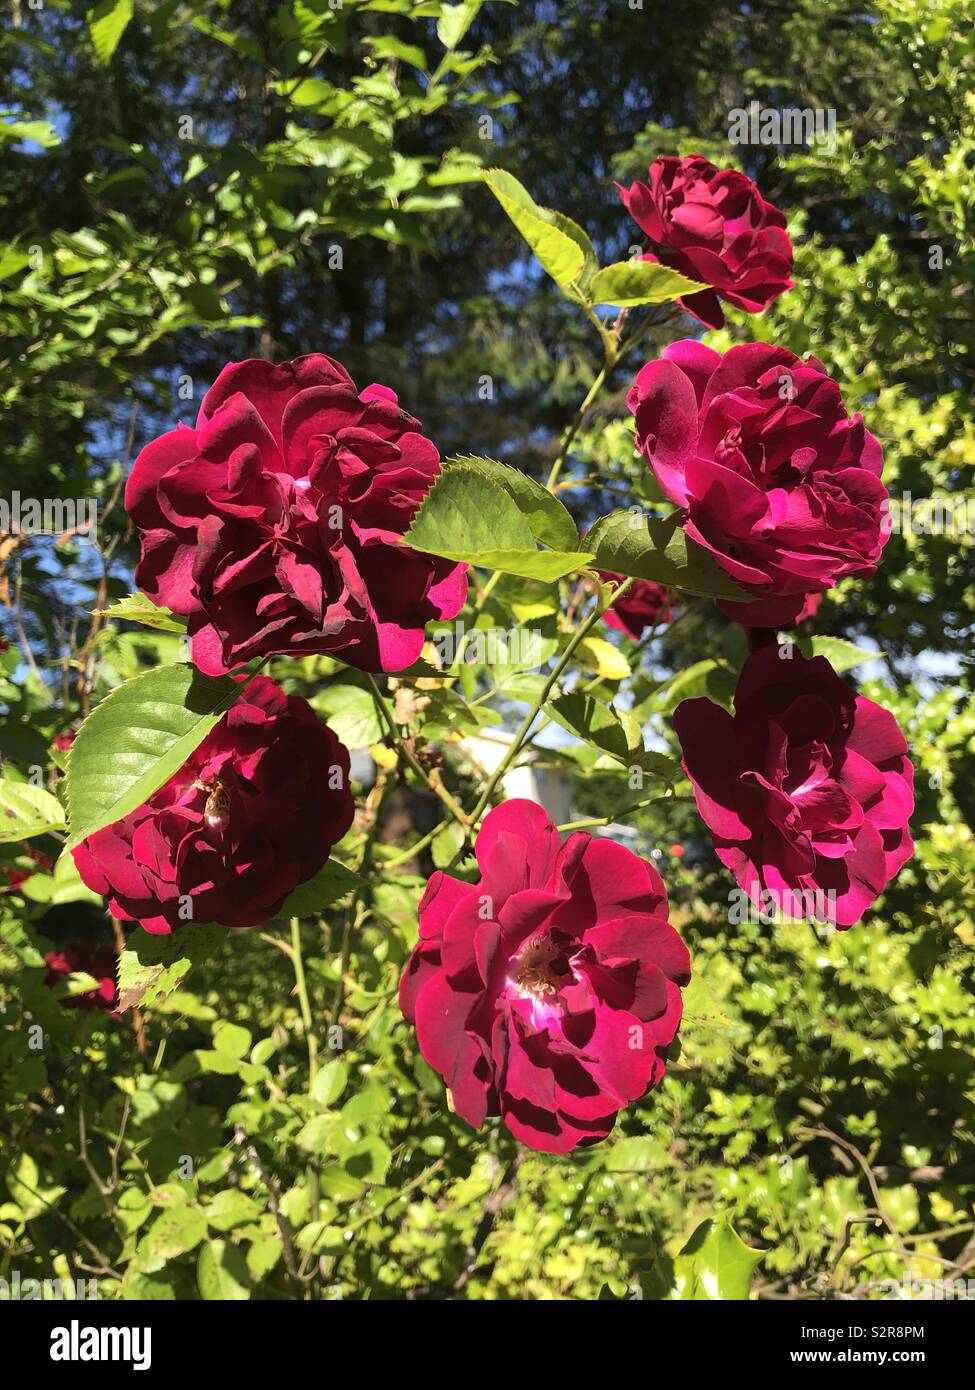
[[277, 859, 362, 919], [116, 923, 227, 1013], [197, 1238, 251, 1300], [586, 511, 752, 602]]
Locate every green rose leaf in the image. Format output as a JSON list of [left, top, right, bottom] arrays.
[[97, 593, 188, 633], [588, 259, 705, 307], [670, 1217, 764, 1301], [64, 662, 241, 850], [311, 681, 383, 750], [312, 1059, 349, 1108], [141, 1205, 208, 1265], [197, 1238, 251, 1300], [482, 169, 596, 291], [212, 1020, 252, 1059], [548, 692, 681, 783], [797, 635, 884, 674], [87, 0, 135, 65], [277, 859, 362, 919], [436, 1, 481, 51], [205, 1189, 262, 1232], [116, 922, 228, 1013], [0, 780, 66, 842], [586, 510, 753, 602], [448, 455, 580, 552], [407, 462, 593, 581], [603, 1136, 660, 1172]]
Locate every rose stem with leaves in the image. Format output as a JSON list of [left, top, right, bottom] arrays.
[[464, 576, 635, 834]]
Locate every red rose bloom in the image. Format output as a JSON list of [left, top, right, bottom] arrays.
[[44, 939, 119, 1017], [399, 800, 690, 1154], [3, 843, 55, 890], [598, 570, 672, 639], [618, 154, 794, 329], [791, 592, 823, 626], [126, 355, 468, 676], [673, 645, 914, 928], [628, 340, 890, 627], [72, 676, 353, 934]]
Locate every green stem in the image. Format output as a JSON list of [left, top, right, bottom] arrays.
[[545, 358, 611, 493], [557, 793, 693, 833], [290, 916, 318, 1091], [544, 296, 631, 493], [451, 569, 502, 669], [290, 915, 321, 1224], [378, 821, 442, 871], [466, 578, 635, 829]]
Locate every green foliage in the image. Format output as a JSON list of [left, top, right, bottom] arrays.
[[481, 168, 592, 289], [87, 0, 136, 66]]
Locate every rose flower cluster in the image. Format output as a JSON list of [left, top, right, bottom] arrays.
[[63, 154, 913, 1153]]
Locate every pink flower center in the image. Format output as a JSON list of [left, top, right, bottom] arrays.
[[510, 933, 570, 1004]]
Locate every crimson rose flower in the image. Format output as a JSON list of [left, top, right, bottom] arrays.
[[599, 571, 672, 639], [126, 355, 468, 676], [399, 800, 690, 1154], [791, 592, 823, 626], [3, 843, 54, 890], [628, 340, 890, 627], [44, 939, 120, 1017], [673, 646, 914, 928], [618, 154, 793, 329], [72, 676, 353, 934]]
